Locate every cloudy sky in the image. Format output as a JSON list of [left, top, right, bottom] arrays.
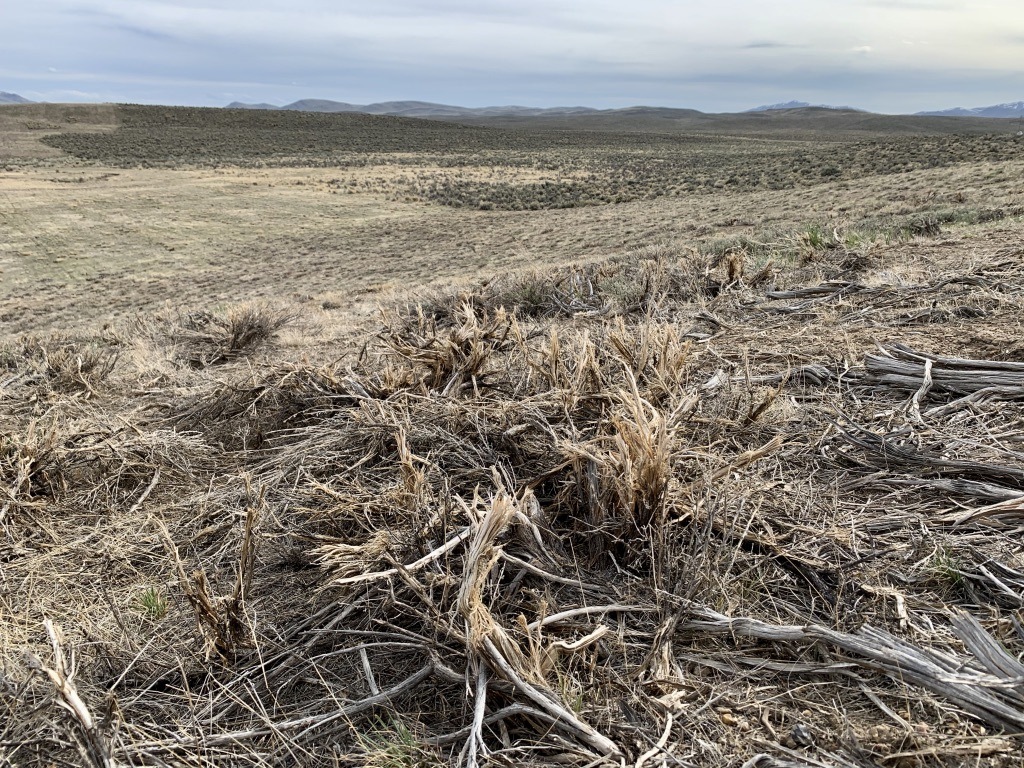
[[3, 0, 1022, 113]]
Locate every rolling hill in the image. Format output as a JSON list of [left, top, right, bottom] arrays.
[[220, 98, 1018, 136], [431, 105, 1019, 137], [226, 99, 598, 118], [916, 101, 1024, 118], [746, 100, 864, 112]]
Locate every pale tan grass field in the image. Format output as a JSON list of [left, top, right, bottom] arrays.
[[3, 151, 1022, 339]]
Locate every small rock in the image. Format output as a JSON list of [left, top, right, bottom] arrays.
[[789, 724, 815, 748]]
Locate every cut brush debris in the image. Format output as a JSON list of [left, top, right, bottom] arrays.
[[2, 233, 1024, 768]]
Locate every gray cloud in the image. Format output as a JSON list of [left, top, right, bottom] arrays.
[[860, 0, 962, 8], [741, 42, 803, 50], [1, 0, 1021, 113]]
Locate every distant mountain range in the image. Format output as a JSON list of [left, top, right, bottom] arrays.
[[4, 89, 1023, 120], [226, 99, 600, 118], [915, 101, 1024, 118], [746, 100, 864, 112], [0, 91, 32, 104], [230, 98, 871, 118]]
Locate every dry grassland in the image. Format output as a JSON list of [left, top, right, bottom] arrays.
[[3, 148, 1022, 337], [2, 104, 1024, 768]]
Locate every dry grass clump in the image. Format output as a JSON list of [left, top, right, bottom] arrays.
[[3, 231, 1024, 767], [127, 301, 297, 368], [0, 334, 117, 396], [406, 246, 726, 323]]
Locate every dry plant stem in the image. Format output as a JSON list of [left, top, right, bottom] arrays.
[[358, 647, 380, 696], [125, 664, 435, 753], [548, 626, 611, 654], [458, 495, 621, 758], [908, 358, 933, 423], [157, 494, 260, 663], [501, 552, 610, 593], [481, 635, 620, 758], [425, 703, 563, 747], [333, 525, 473, 585], [857, 683, 912, 729], [527, 605, 646, 632], [950, 612, 1024, 684], [233, 480, 261, 606], [460, 663, 489, 768], [126, 468, 160, 516], [634, 712, 673, 768], [950, 496, 1024, 526], [24, 620, 118, 768]]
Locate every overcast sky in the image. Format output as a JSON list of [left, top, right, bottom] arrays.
[[3, 0, 1022, 113]]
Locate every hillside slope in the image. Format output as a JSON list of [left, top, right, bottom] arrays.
[[0, 91, 32, 104]]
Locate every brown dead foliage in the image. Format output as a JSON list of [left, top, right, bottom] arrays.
[[2, 227, 1024, 767]]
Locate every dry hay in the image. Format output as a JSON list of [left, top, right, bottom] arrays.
[[2, 234, 1024, 767]]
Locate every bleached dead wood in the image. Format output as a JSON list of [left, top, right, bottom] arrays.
[[865, 344, 1024, 398], [24, 621, 117, 768], [834, 422, 1024, 487], [681, 605, 1024, 733], [457, 495, 622, 759]]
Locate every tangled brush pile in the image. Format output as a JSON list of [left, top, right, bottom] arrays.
[[3, 245, 1024, 766]]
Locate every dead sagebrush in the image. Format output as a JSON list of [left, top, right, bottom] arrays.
[[128, 302, 297, 369], [7, 227, 1024, 767], [1, 335, 116, 397], [162, 480, 263, 663], [0, 419, 65, 533]]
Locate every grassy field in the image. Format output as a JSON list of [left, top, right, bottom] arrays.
[[3, 104, 1022, 337], [2, 103, 1024, 767]]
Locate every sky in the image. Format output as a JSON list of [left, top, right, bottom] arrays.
[[3, 0, 1023, 113]]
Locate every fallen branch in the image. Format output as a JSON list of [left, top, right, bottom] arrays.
[[681, 605, 1024, 733], [865, 345, 1024, 399], [24, 621, 117, 768]]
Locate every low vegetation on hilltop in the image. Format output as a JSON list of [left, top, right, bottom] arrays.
[[36, 105, 1024, 211]]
